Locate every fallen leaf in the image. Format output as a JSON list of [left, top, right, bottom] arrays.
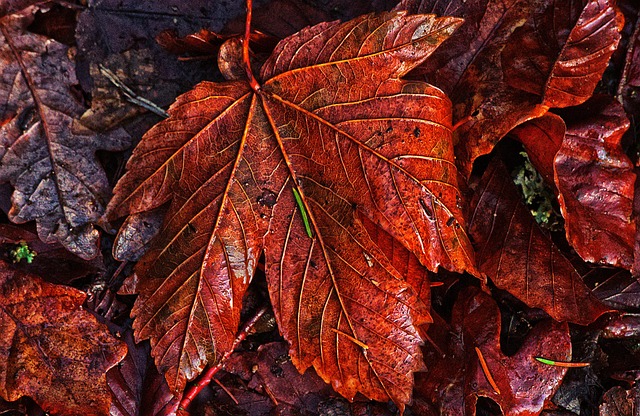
[[0, 260, 127, 416], [107, 12, 477, 407], [414, 287, 571, 415], [74, 0, 249, 132], [584, 268, 640, 312], [0, 224, 104, 285], [508, 113, 566, 187], [396, 0, 623, 177], [469, 159, 609, 324], [0, 0, 40, 18], [599, 385, 640, 416], [0, 8, 130, 259], [239, 342, 336, 414], [107, 330, 179, 416], [503, 0, 623, 108], [554, 97, 635, 269], [615, 3, 640, 119]]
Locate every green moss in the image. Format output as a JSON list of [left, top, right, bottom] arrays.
[[512, 152, 561, 231], [11, 241, 37, 264]]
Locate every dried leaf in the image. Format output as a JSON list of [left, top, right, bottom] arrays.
[[469, 159, 609, 324], [599, 386, 640, 416], [554, 97, 635, 269], [415, 288, 571, 415], [585, 269, 640, 312], [108, 12, 477, 407], [0, 9, 130, 259], [0, 224, 104, 285], [0, 260, 127, 416], [396, 0, 623, 177], [107, 330, 179, 416]]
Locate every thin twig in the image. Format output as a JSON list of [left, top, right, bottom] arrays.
[[177, 305, 269, 414], [475, 346, 501, 395], [243, 0, 260, 91], [99, 65, 169, 118]]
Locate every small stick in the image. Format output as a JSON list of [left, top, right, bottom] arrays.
[[331, 328, 369, 350], [213, 378, 239, 405], [429, 281, 444, 287], [99, 65, 169, 118], [243, 0, 260, 92], [475, 347, 501, 395], [535, 357, 590, 368], [177, 306, 269, 413]]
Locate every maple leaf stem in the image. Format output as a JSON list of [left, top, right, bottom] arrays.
[[177, 305, 269, 415], [243, 0, 260, 92]]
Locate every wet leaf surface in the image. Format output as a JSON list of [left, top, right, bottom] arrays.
[[469, 159, 609, 324], [414, 287, 571, 416], [554, 97, 635, 269], [0, 8, 131, 259], [107, 330, 179, 416], [396, 0, 623, 177], [107, 12, 479, 407], [0, 260, 127, 416]]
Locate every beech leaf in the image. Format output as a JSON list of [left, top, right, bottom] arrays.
[[396, 0, 623, 177], [414, 288, 572, 415], [554, 97, 636, 269], [0, 260, 127, 416], [469, 159, 609, 324], [0, 8, 131, 259], [108, 11, 477, 407]]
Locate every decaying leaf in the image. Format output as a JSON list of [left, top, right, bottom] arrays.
[[554, 97, 635, 269], [469, 159, 609, 324], [396, 0, 623, 177], [107, 330, 179, 416], [0, 8, 130, 259], [414, 287, 572, 415], [0, 260, 127, 416], [0, 224, 103, 285], [108, 11, 478, 407]]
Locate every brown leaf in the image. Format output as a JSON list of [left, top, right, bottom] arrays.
[[469, 159, 609, 324], [554, 97, 635, 269], [108, 12, 477, 407], [0, 224, 104, 286], [396, 0, 623, 177], [599, 385, 640, 416], [0, 0, 40, 18], [585, 268, 640, 312], [415, 288, 572, 415], [107, 330, 179, 416], [0, 8, 130, 259], [0, 260, 127, 416]]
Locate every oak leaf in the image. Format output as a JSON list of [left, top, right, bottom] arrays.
[[107, 11, 478, 407], [0, 260, 127, 416], [469, 159, 609, 324], [0, 8, 131, 259]]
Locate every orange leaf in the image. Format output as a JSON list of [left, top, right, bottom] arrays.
[[0, 260, 127, 415], [107, 12, 477, 408]]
